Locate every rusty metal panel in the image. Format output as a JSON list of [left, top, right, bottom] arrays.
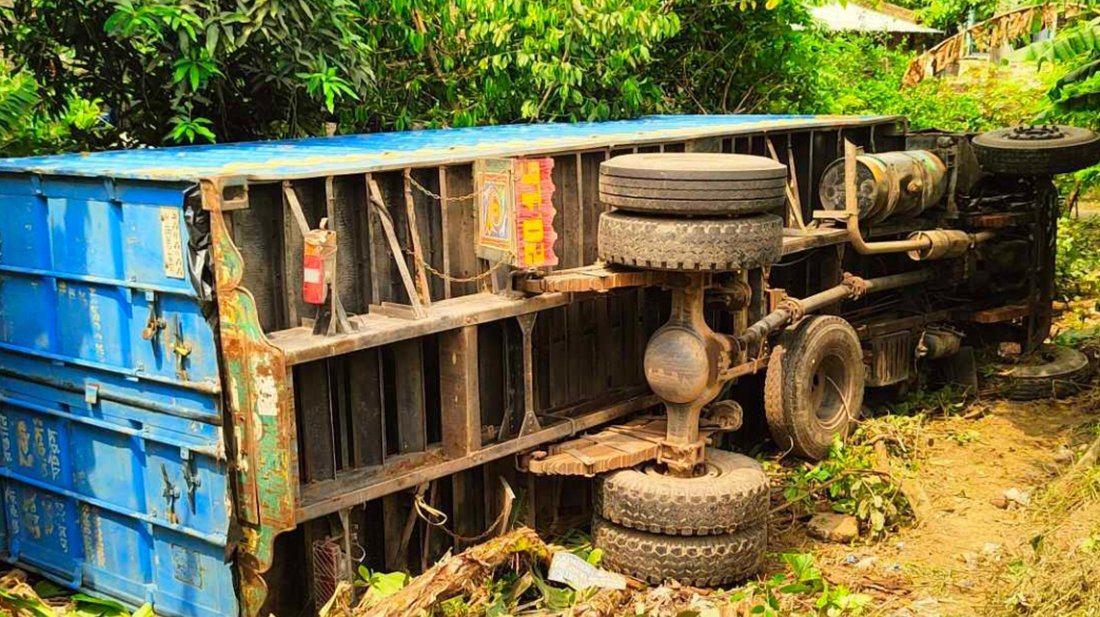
[[201, 179, 299, 617], [867, 330, 913, 387]]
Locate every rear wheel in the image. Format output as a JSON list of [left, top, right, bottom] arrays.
[[765, 316, 865, 461], [988, 344, 1091, 400], [593, 517, 766, 587], [594, 449, 768, 536]]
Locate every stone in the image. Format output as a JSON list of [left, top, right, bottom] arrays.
[[807, 512, 860, 543], [1004, 487, 1031, 507], [1053, 446, 1075, 464]]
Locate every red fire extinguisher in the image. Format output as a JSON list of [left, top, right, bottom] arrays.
[[303, 226, 337, 305]]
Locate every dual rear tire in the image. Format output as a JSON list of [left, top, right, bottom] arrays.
[[593, 450, 769, 586]]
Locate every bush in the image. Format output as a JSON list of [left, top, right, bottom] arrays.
[[812, 35, 1049, 132]]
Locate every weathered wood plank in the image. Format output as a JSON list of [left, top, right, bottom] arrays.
[[269, 291, 571, 365], [230, 184, 282, 331], [439, 325, 481, 458], [296, 391, 660, 520], [368, 177, 427, 318], [403, 169, 432, 307], [441, 164, 481, 297], [281, 183, 307, 327], [348, 349, 385, 467], [553, 154, 582, 269], [330, 176, 365, 315], [451, 469, 483, 550], [366, 173, 393, 305], [392, 339, 427, 453], [579, 151, 604, 265], [296, 360, 335, 482]]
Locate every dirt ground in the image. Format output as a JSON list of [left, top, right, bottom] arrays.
[[769, 392, 1100, 616]]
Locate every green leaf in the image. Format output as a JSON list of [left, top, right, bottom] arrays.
[[32, 579, 67, 599], [72, 592, 130, 613]]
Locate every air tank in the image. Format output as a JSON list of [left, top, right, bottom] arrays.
[[819, 150, 947, 223]]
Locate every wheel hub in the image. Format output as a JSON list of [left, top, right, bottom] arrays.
[[644, 326, 711, 404], [1007, 125, 1066, 141]]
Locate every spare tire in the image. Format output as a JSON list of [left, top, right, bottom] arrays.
[[594, 449, 769, 536], [988, 344, 1091, 400], [972, 125, 1100, 176], [598, 210, 782, 271], [601, 153, 787, 181], [599, 153, 789, 215], [593, 517, 766, 587]]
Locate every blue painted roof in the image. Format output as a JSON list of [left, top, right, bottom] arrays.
[[0, 114, 898, 182]]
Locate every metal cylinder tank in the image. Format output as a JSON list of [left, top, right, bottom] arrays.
[[819, 150, 947, 223]]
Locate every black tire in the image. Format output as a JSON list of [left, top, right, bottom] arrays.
[[599, 174, 787, 215], [599, 193, 785, 216], [765, 316, 865, 461], [601, 152, 787, 181], [592, 517, 766, 587], [989, 344, 1091, 401], [594, 449, 769, 536], [972, 125, 1100, 176], [599, 175, 787, 192], [598, 211, 782, 271]]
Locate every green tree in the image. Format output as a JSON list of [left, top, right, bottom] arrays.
[[1020, 16, 1100, 187], [1, 0, 375, 144]]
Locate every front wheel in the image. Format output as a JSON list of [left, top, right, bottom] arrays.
[[764, 315, 865, 461]]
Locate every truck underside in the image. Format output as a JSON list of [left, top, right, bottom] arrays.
[[1, 115, 1097, 615]]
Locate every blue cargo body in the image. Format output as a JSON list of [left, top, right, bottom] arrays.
[[0, 174, 233, 616], [0, 114, 899, 616]]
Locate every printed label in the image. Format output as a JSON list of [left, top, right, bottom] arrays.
[[160, 208, 186, 279]]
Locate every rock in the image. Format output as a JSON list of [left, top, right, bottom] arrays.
[[807, 513, 860, 543], [958, 551, 978, 568], [991, 495, 1009, 509], [854, 556, 878, 570], [1004, 488, 1031, 507], [1054, 446, 1075, 464]]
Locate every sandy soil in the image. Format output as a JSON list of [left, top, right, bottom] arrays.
[[769, 393, 1100, 616]]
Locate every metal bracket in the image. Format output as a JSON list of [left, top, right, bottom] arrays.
[[180, 454, 202, 513], [368, 178, 428, 320], [517, 313, 541, 437], [161, 463, 181, 524], [141, 292, 166, 344]]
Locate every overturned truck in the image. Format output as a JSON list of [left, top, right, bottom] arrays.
[[0, 115, 1095, 615]]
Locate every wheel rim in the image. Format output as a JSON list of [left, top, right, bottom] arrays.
[[810, 353, 850, 430], [643, 461, 721, 480], [1006, 125, 1066, 142]]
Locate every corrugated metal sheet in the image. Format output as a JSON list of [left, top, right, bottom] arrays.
[[0, 114, 897, 182]]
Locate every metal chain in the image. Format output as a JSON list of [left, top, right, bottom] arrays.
[[407, 174, 477, 203], [404, 247, 505, 283], [390, 173, 502, 283]]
